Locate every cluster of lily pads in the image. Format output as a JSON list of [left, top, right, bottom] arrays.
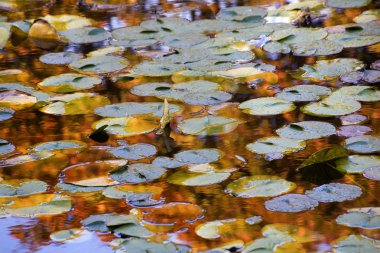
[[0, 0, 380, 252]]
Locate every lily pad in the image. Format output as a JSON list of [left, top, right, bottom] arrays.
[[31, 140, 87, 153], [0, 180, 48, 197], [239, 97, 296, 116], [38, 73, 101, 93], [291, 40, 343, 56], [335, 155, 380, 173], [0, 90, 37, 110], [109, 143, 157, 160], [183, 91, 232, 106], [264, 194, 319, 213], [226, 175, 296, 198], [340, 114, 368, 125], [91, 117, 159, 136], [0, 194, 71, 217], [337, 125, 372, 138], [168, 170, 230, 186], [178, 116, 241, 136], [326, 0, 372, 8], [112, 238, 191, 253], [306, 183, 362, 202], [39, 52, 83, 65], [327, 33, 380, 48], [69, 55, 129, 74], [102, 185, 163, 203], [354, 9, 380, 23], [39, 92, 110, 115], [276, 121, 336, 140], [0, 151, 54, 167], [109, 163, 166, 184], [42, 14, 92, 31], [344, 135, 380, 153], [0, 139, 15, 155], [217, 6, 267, 22], [275, 85, 331, 102], [270, 28, 327, 44], [95, 102, 182, 118], [50, 228, 85, 242], [0, 107, 14, 121], [363, 70, 380, 83], [263, 41, 291, 54], [60, 27, 111, 44], [301, 95, 361, 117], [332, 86, 380, 102], [247, 137, 306, 155], [82, 213, 140, 232], [336, 207, 380, 229], [242, 235, 294, 253], [152, 157, 186, 169], [363, 166, 380, 180], [332, 234, 380, 253], [131, 62, 184, 77]]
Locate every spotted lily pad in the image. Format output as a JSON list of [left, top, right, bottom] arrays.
[[332, 86, 380, 102], [178, 116, 241, 136], [109, 163, 166, 184], [291, 40, 343, 56], [109, 143, 157, 160], [239, 97, 296, 116], [363, 166, 380, 181], [332, 234, 380, 253], [306, 183, 362, 202], [335, 155, 380, 174], [42, 14, 92, 31], [340, 114, 368, 125], [0, 180, 48, 197], [174, 149, 222, 164], [152, 157, 186, 169], [82, 213, 140, 233], [226, 175, 296, 198], [69, 55, 129, 74], [60, 27, 111, 44], [38, 73, 101, 93], [275, 85, 331, 102], [131, 62, 183, 77], [31, 140, 87, 153], [344, 135, 380, 154], [39, 52, 83, 65], [247, 137, 306, 155], [336, 207, 380, 229], [276, 121, 336, 140], [264, 194, 319, 213], [39, 92, 110, 115], [168, 170, 230, 186], [0, 139, 15, 155], [337, 125, 372, 137], [91, 117, 159, 136], [95, 102, 182, 118], [0, 194, 71, 217], [301, 95, 361, 117]]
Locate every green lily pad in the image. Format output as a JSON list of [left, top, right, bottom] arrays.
[[297, 146, 348, 185], [0, 26, 10, 49], [297, 58, 364, 81], [31, 140, 87, 153], [168, 170, 230, 186], [326, 0, 372, 8], [226, 175, 296, 198], [42, 14, 92, 31], [327, 33, 380, 48], [335, 155, 380, 173], [0, 90, 37, 110], [363, 70, 380, 83], [217, 6, 267, 22], [91, 117, 159, 136], [152, 156, 186, 169], [87, 46, 124, 57], [39, 92, 110, 115], [264, 194, 319, 213], [60, 27, 111, 44], [102, 184, 163, 202], [0, 179, 48, 197], [344, 135, 380, 153], [247, 136, 306, 155], [263, 41, 291, 54], [39, 52, 83, 65], [305, 183, 362, 202], [0, 194, 71, 217], [261, 223, 317, 243], [332, 234, 380, 253], [38, 73, 101, 93], [0, 139, 14, 155], [140, 17, 190, 32], [0, 151, 54, 167], [82, 213, 140, 232], [332, 86, 380, 102], [95, 102, 182, 118], [239, 97, 296, 116], [111, 26, 162, 41], [276, 121, 336, 140], [291, 40, 343, 56], [109, 163, 166, 184], [301, 95, 361, 117], [112, 238, 191, 253], [114, 223, 154, 238], [131, 62, 184, 77], [363, 166, 380, 180], [354, 9, 380, 23], [270, 28, 327, 44], [50, 228, 85, 242], [69, 55, 129, 74], [178, 116, 241, 135], [336, 207, 380, 229], [183, 91, 232, 106], [161, 32, 210, 49], [340, 114, 368, 125], [0, 107, 14, 121], [55, 182, 104, 193], [109, 143, 157, 160]]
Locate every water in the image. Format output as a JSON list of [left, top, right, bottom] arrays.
[[0, 0, 379, 252]]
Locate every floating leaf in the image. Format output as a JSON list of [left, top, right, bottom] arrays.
[[0, 107, 14, 121], [0, 90, 37, 110], [102, 185, 163, 205], [42, 14, 92, 31], [332, 234, 380, 253], [152, 157, 186, 169], [335, 155, 380, 174], [354, 9, 380, 23], [31, 140, 87, 153], [131, 62, 183, 77], [174, 149, 222, 164], [239, 97, 296, 116], [301, 95, 361, 117], [262, 223, 317, 243], [38, 73, 101, 93], [69, 56, 129, 74], [363, 166, 380, 181], [275, 85, 331, 102], [340, 114, 368, 125], [276, 121, 336, 140], [109, 163, 166, 184], [306, 183, 362, 202], [270, 28, 327, 44], [0, 139, 15, 155], [327, 32, 380, 48], [344, 135, 380, 154], [0, 180, 48, 197], [112, 238, 191, 253], [247, 137, 306, 155], [82, 213, 140, 232], [178, 116, 241, 136], [332, 86, 380, 102], [50, 228, 85, 242], [337, 125, 372, 138], [264, 194, 319, 213], [0, 194, 71, 217], [168, 170, 230, 186], [291, 40, 343, 56], [336, 207, 380, 229], [109, 143, 157, 160], [326, 0, 372, 8], [60, 27, 111, 44], [39, 52, 83, 65]]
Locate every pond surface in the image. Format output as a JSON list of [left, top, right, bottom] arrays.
[[0, 0, 379, 252]]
